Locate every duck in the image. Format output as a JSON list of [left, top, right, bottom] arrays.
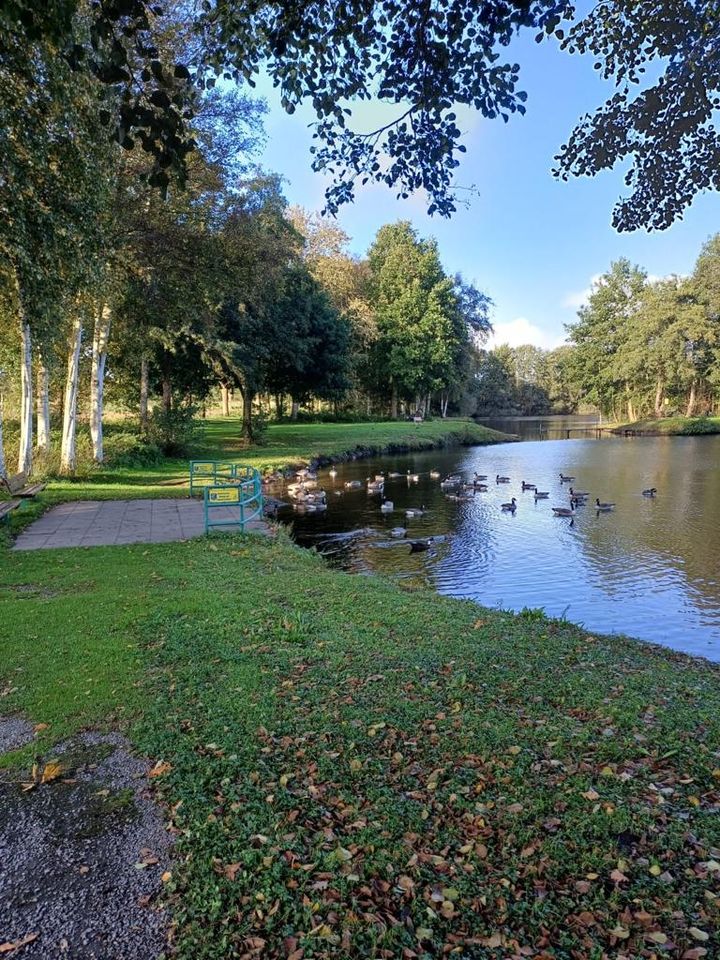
[[429, 470, 441, 479], [380, 499, 394, 513], [521, 481, 536, 491], [344, 479, 363, 490], [496, 474, 511, 484], [595, 498, 615, 511], [533, 491, 549, 500], [406, 505, 427, 518], [559, 473, 576, 483], [409, 538, 433, 553], [390, 527, 407, 538], [642, 487, 658, 497], [569, 487, 589, 499], [501, 497, 517, 511], [552, 506, 575, 517]]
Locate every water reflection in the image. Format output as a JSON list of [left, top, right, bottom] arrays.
[[477, 414, 602, 440], [271, 434, 720, 661]]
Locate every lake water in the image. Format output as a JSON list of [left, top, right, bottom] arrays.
[[270, 429, 720, 662]]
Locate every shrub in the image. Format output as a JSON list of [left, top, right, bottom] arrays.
[[104, 431, 163, 468], [146, 405, 200, 456]]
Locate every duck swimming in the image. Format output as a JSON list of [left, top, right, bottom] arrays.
[[642, 487, 658, 497], [409, 538, 433, 553]]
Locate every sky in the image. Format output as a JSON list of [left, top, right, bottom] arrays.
[[252, 30, 720, 351]]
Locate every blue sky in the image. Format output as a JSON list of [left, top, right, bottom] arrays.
[[254, 31, 720, 350]]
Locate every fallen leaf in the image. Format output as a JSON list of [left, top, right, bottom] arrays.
[[689, 928, 709, 942], [149, 760, 172, 778], [0, 933, 39, 953]]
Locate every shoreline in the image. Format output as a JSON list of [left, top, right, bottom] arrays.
[[609, 415, 720, 437]]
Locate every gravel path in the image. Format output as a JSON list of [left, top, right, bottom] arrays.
[[0, 732, 172, 958], [0, 717, 34, 754]]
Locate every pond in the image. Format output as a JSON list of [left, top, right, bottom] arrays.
[[477, 414, 602, 440], [269, 432, 720, 662]]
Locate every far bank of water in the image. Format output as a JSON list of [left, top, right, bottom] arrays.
[[272, 429, 720, 662]]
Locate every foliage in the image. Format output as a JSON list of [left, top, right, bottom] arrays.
[[146, 404, 200, 456], [1, 533, 719, 956]]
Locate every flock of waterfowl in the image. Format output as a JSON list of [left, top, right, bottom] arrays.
[[280, 466, 659, 550]]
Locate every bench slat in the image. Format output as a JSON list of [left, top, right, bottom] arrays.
[[16, 483, 45, 498], [0, 499, 21, 520]]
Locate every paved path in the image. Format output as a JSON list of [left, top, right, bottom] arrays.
[[13, 499, 267, 551]]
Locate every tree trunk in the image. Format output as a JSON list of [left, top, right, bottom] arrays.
[[90, 304, 111, 463], [36, 354, 50, 456], [390, 382, 398, 420], [18, 319, 33, 474], [139, 357, 149, 432], [653, 379, 664, 418], [221, 384, 230, 417], [0, 389, 7, 480], [275, 394, 285, 419], [162, 376, 172, 414], [290, 399, 299, 421], [60, 316, 83, 475], [242, 390, 254, 441], [686, 379, 698, 417], [441, 392, 449, 418]]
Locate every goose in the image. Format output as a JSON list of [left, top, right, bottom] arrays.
[[344, 479, 363, 490], [570, 496, 587, 508], [296, 469, 317, 481], [559, 473, 576, 483], [448, 492, 474, 502], [595, 498, 615, 511], [533, 491, 550, 500], [501, 497, 517, 511], [380, 499, 394, 513], [521, 481, 536, 491], [440, 476, 462, 489], [388, 471, 404, 479], [406, 505, 427, 518], [328, 467, 338, 479], [304, 501, 327, 513], [474, 473, 488, 482], [409, 538, 433, 553], [642, 487, 658, 497], [552, 506, 575, 517], [366, 478, 384, 494], [569, 487, 589, 499], [390, 527, 407, 538], [429, 470, 441, 479], [496, 474, 511, 484], [406, 471, 420, 482]]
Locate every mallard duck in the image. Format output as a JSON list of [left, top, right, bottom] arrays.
[[406, 505, 427, 518], [595, 498, 615, 511], [642, 487, 658, 497], [344, 479, 363, 490], [521, 481, 536, 491], [552, 506, 575, 517], [409, 538, 433, 553], [501, 497, 517, 511], [380, 499, 394, 513], [496, 474, 511, 484], [534, 491, 549, 499], [569, 488, 589, 499], [559, 473, 575, 483]]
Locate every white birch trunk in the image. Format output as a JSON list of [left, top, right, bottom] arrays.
[[36, 355, 50, 455], [17, 320, 33, 474], [60, 316, 83, 475], [90, 304, 111, 463], [139, 357, 149, 431], [0, 389, 7, 480]]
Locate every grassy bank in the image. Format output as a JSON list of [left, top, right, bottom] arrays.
[[612, 416, 720, 436], [2, 533, 719, 958]]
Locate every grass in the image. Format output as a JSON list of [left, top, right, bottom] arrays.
[[2, 532, 719, 958], [613, 416, 720, 436]]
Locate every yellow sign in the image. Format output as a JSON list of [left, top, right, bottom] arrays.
[[193, 462, 216, 473], [208, 487, 240, 503]]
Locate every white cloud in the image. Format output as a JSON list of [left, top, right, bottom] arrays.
[[486, 317, 566, 351], [562, 273, 603, 310]]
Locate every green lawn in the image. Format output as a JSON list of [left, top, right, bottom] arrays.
[[2, 532, 719, 958], [613, 416, 720, 436]]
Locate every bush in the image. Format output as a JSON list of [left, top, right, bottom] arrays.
[[146, 405, 200, 456], [104, 431, 163, 468]]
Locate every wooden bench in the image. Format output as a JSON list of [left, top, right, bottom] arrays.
[[2, 471, 45, 499], [0, 499, 21, 523]]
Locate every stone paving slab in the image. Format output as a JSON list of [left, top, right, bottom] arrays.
[[12, 499, 267, 551]]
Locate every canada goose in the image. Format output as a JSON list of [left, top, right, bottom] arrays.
[[344, 479, 363, 490], [440, 476, 462, 489], [501, 497, 517, 511], [390, 527, 407, 538], [328, 468, 337, 478], [406, 471, 420, 482], [521, 481, 536, 491], [496, 474, 511, 483], [367, 478, 384, 494], [474, 473, 488, 482], [642, 487, 658, 497], [569, 488, 589, 499], [304, 501, 327, 513], [374, 474, 385, 482], [595, 498, 615, 511], [552, 506, 575, 517], [388, 472, 404, 479], [297, 469, 317, 481], [429, 470, 441, 479], [409, 538, 433, 553], [406, 505, 427, 518], [448, 492, 474, 502], [380, 499, 394, 513], [534, 491, 550, 500], [559, 474, 576, 483]]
